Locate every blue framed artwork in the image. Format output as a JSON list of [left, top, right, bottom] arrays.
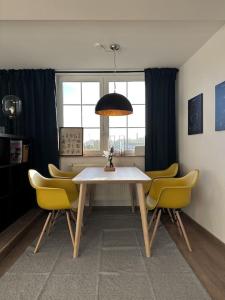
[[215, 81, 225, 131], [188, 94, 203, 135]]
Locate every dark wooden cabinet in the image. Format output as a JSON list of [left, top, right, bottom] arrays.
[[0, 134, 35, 232]]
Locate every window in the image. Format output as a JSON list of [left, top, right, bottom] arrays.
[[62, 81, 101, 152], [108, 81, 145, 153], [57, 74, 145, 155]]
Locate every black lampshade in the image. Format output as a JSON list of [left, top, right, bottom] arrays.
[[95, 93, 133, 116]]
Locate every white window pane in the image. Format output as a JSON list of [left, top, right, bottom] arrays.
[[128, 81, 145, 104], [63, 82, 81, 104], [63, 106, 81, 127], [109, 115, 127, 127], [82, 105, 100, 128], [109, 128, 127, 153], [128, 128, 145, 150], [109, 82, 127, 95], [83, 129, 100, 151], [128, 105, 145, 127], [82, 82, 100, 104]]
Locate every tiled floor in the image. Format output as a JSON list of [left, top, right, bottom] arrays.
[[0, 211, 211, 300]]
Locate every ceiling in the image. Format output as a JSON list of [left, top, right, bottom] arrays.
[[1, 0, 225, 20], [0, 1, 224, 70]]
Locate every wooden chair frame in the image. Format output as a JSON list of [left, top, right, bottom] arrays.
[[34, 209, 75, 253]]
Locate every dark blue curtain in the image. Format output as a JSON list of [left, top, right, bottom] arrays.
[[0, 71, 11, 132], [145, 68, 178, 171], [0, 69, 59, 175]]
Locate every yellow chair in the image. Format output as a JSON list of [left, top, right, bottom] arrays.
[[28, 169, 79, 253], [48, 163, 77, 179], [146, 170, 199, 253], [144, 163, 179, 195]]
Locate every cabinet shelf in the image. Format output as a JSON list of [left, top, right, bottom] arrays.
[[0, 134, 34, 232], [0, 162, 29, 169], [0, 194, 11, 200], [0, 133, 28, 140]]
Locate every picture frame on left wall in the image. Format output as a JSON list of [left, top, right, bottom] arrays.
[[188, 93, 203, 135]]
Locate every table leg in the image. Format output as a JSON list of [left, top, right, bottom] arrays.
[[89, 184, 95, 209], [136, 183, 151, 257], [129, 184, 135, 213], [73, 183, 87, 258]]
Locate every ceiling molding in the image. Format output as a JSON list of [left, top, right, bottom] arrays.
[[1, 0, 225, 21]]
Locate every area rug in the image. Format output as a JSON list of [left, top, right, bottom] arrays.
[[0, 210, 211, 299]]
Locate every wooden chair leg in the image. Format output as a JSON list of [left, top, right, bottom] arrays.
[[50, 210, 60, 229], [54, 210, 60, 222], [176, 211, 192, 252], [167, 208, 174, 223], [149, 209, 161, 252], [70, 209, 77, 223], [34, 212, 52, 254], [173, 209, 182, 236], [66, 211, 74, 246], [148, 208, 158, 230], [47, 211, 55, 236]]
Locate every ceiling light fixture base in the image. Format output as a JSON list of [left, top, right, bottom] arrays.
[[110, 43, 120, 51]]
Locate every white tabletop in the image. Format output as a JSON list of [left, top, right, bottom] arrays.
[[72, 167, 151, 184]]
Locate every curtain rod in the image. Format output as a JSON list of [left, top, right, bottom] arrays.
[[56, 70, 144, 74]]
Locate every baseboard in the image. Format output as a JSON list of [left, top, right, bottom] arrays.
[[182, 212, 225, 247], [0, 209, 43, 261]]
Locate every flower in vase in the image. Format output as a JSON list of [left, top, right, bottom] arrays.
[[103, 147, 114, 168]]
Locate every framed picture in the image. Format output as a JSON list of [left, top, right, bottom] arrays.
[[215, 81, 225, 131], [188, 93, 203, 135], [59, 127, 83, 156]]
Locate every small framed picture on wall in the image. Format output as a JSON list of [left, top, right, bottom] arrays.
[[188, 93, 203, 135], [215, 81, 225, 131], [59, 127, 83, 156]]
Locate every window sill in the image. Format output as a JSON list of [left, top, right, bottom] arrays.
[[82, 154, 145, 158]]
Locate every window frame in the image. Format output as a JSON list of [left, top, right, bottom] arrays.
[[56, 73, 145, 156]]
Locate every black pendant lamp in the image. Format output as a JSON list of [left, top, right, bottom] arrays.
[[95, 44, 133, 116]]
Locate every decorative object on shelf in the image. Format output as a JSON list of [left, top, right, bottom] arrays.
[[188, 93, 203, 135], [103, 146, 115, 171], [59, 127, 83, 156], [10, 140, 23, 163], [95, 43, 133, 116], [22, 144, 29, 162], [0, 126, 5, 134], [215, 80, 225, 131], [2, 95, 22, 119]]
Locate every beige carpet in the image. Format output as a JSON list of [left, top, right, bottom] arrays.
[[0, 209, 211, 299]]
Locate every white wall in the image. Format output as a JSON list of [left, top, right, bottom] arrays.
[[178, 24, 225, 243]]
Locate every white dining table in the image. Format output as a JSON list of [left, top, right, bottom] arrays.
[[72, 167, 151, 258]]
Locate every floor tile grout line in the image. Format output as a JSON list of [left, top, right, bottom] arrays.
[[135, 228, 157, 300], [36, 241, 67, 299], [95, 230, 104, 300], [101, 246, 140, 251]]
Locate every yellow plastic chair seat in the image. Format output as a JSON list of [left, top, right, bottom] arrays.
[[146, 195, 158, 210], [28, 170, 79, 211], [28, 169, 79, 254], [48, 164, 77, 179], [146, 170, 199, 211], [144, 163, 179, 194]]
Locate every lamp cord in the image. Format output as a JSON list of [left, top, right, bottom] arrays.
[[113, 49, 117, 93]]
